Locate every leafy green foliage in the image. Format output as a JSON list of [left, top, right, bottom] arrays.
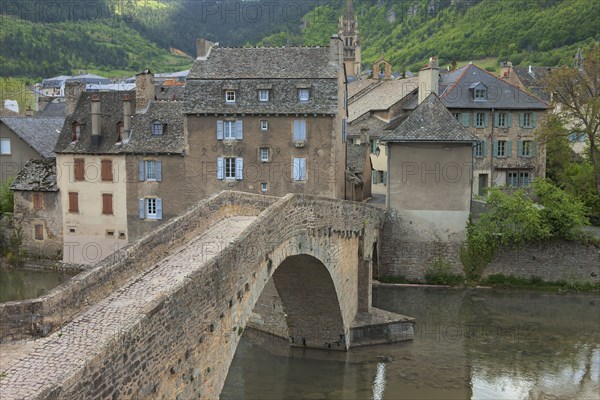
[[424, 259, 464, 286], [0, 178, 14, 215], [532, 179, 589, 240], [483, 274, 600, 292]]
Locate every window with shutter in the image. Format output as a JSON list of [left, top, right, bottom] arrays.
[[32, 192, 44, 210], [34, 224, 43, 240], [293, 120, 307, 142], [101, 159, 113, 182], [235, 158, 244, 180], [102, 193, 113, 215], [217, 157, 224, 180], [68, 192, 79, 213], [293, 158, 307, 181], [224, 121, 235, 139], [74, 158, 85, 181], [224, 157, 236, 179]]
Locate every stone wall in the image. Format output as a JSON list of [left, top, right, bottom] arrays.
[[483, 240, 600, 283], [0, 191, 278, 342]]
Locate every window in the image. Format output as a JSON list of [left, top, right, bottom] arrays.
[[152, 122, 163, 136], [293, 120, 307, 142], [32, 192, 44, 210], [293, 158, 307, 181], [260, 120, 269, 131], [225, 90, 236, 103], [378, 171, 387, 186], [298, 89, 310, 102], [224, 121, 235, 139], [74, 158, 85, 181], [452, 113, 460, 121], [507, 171, 530, 187], [475, 112, 486, 128], [102, 193, 113, 215], [568, 132, 586, 142], [370, 139, 377, 153], [497, 113, 507, 128], [68, 192, 79, 213], [0, 138, 10, 154], [217, 120, 243, 140], [258, 90, 269, 102], [116, 122, 124, 143], [101, 159, 113, 182], [71, 123, 81, 142], [260, 148, 269, 162], [474, 88, 486, 100], [34, 224, 43, 241], [217, 157, 243, 180], [139, 198, 162, 220], [138, 160, 162, 181], [523, 113, 532, 128], [520, 172, 530, 187], [474, 142, 483, 158], [495, 140, 507, 157], [261, 183, 268, 192], [522, 141, 532, 157]]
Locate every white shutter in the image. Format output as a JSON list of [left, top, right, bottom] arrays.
[[138, 160, 145, 181], [300, 158, 307, 180], [217, 157, 224, 180], [156, 198, 163, 220], [299, 120, 306, 141], [235, 158, 243, 180], [293, 158, 300, 181], [155, 160, 162, 182], [138, 198, 145, 219], [293, 120, 301, 141], [217, 120, 224, 140], [236, 120, 243, 140]]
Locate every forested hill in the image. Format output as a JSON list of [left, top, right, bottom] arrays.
[[1, 0, 598, 79]]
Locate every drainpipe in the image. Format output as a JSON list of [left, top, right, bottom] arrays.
[[490, 108, 495, 188]]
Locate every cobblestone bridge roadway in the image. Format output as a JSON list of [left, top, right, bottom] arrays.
[[0, 216, 256, 400]]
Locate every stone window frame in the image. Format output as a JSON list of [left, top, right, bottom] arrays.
[[261, 182, 268, 192], [292, 157, 307, 181], [496, 140, 507, 157], [260, 120, 269, 131], [225, 90, 236, 103], [260, 147, 270, 162], [474, 112, 486, 128], [258, 89, 269, 102], [34, 224, 44, 241], [145, 160, 157, 181], [298, 88, 310, 102], [497, 112, 508, 128]]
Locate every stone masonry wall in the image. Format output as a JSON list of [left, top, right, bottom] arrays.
[[0, 191, 278, 342]]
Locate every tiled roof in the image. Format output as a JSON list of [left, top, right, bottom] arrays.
[[0, 106, 20, 117], [380, 94, 478, 143], [347, 77, 418, 122], [346, 143, 369, 172], [188, 47, 338, 80], [10, 158, 58, 192], [512, 66, 555, 102], [38, 101, 67, 117], [184, 79, 338, 114], [1, 116, 64, 158], [120, 101, 185, 154], [440, 64, 548, 110], [347, 116, 387, 139]]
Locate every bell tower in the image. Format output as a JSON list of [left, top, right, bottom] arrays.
[[338, 0, 361, 78]]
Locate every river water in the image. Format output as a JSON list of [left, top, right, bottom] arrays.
[[222, 286, 600, 400], [0, 268, 77, 303]]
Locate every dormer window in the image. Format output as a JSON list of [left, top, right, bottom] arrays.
[[475, 89, 486, 100], [298, 89, 310, 102], [470, 82, 487, 101], [71, 122, 81, 142], [152, 121, 164, 136], [116, 122, 124, 143], [258, 89, 269, 102], [225, 90, 236, 103]]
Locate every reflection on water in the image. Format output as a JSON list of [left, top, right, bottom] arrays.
[[0, 269, 77, 302], [222, 287, 600, 400]]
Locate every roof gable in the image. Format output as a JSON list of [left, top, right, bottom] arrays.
[[1, 117, 64, 158], [10, 158, 58, 192]]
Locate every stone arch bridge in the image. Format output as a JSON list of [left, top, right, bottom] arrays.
[[0, 191, 413, 399]]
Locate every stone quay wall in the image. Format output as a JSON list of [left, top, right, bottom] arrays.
[[0, 191, 278, 342]]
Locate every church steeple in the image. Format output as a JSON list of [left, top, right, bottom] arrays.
[[338, 0, 361, 78]]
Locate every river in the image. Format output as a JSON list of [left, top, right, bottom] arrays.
[[222, 286, 599, 400]]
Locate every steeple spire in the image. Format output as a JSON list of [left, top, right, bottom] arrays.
[[345, 0, 354, 20], [338, 0, 361, 78]]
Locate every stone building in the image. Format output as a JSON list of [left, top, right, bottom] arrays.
[[0, 116, 64, 182], [183, 37, 347, 200], [345, 143, 372, 202], [10, 159, 62, 258], [338, 0, 361, 78]]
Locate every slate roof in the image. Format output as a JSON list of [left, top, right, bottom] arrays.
[[380, 94, 478, 143], [439, 64, 548, 110], [55, 91, 185, 155], [512, 66, 555, 102], [346, 143, 369, 172], [188, 47, 338, 80], [347, 116, 387, 139], [0, 106, 20, 117], [120, 101, 185, 154], [38, 100, 67, 117], [347, 77, 418, 122], [10, 158, 58, 192], [1, 117, 64, 158]]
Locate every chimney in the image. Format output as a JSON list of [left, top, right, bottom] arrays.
[[135, 69, 154, 113], [65, 81, 85, 116], [499, 61, 513, 79], [90, 94, 102, 149], [360, 128, 369, 144], [418, 57, 439, 104], [196, 38, 215, 59], [25, 106, 34, 117], [122, 94, 132, 142], [329, 34, 343, 66]]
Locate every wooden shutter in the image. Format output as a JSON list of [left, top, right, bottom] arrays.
[[138, 160, 145, 181], [483, 140, 488, 157], [139, 198, 145, 219], [299, 158, 306, 180], [102, 193, 113, 215], [217, 157, 224, 180], [217, 120, 224, 140], [235, 121, 243, 140], [101, 159, 113, 182], [372, 170, 377, 184], [492, 140, 498, 157], [532, 112, 538, 128], [484, 113, 489, 128], [293, 158, 300, 180], [506, 141, 512, 158], [531, 142, 537, 157], [519, 113, 524, 128], [156, 198, 163, 220], [74, 158, 84, 181], [507, 113, 513, 128], [461, 113, 470, 127], [32, 192, 43, 210], [69, 192, 79, 212], [494, 113, 499, 128], [517, 141, 523, 157], [383, 171, 387, 186], [35, 224, 43, 240], [156, 160, 162, 182], [235, 158, 244, 180]]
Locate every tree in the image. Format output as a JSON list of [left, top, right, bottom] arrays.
[[545, 43, 600, 197]]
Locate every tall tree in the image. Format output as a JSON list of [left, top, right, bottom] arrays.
[[545, 44, 600, 196]]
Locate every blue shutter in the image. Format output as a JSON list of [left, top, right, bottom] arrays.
[[383, 171, 387, 186], [372, 170, 377, 184], [531, 142, 537, 157], [139, 198, 145, 219], [156, 198, 162, 220], [217, 120, 224, 140], [492, 140, 498, 157], [293, 158, 300, 180], [494, 113, 499, 128], [236, 158, 243, 180], [507, 141, 512, 158], [484, 113, 489, 128], [155, 160, 162, 182], [532, 112, 538, 128], [293, 120, 300, 141], [236, 120, 243, 140], [300, 158, 307, 180], [482, 140, 488, 157], [519, 113, 524, 128], [507, 113, 513, 128], [217, 157, 224, 180], [517, 141, 523, 157], [461, 113, 470, 127], [138, 160, 145, 181]]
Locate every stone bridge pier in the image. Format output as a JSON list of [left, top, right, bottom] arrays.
[[0, 192, 414, 400]]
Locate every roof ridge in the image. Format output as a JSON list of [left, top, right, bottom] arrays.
[[440, 64, 471, 99], [474, 63, 550, 106]]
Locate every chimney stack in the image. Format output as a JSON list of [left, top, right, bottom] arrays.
[[90, 94, 102, 149], [122, 94, 132, 143], [329, 34, 343, 66], [196, 38, 215, 59], [25, 106, 34, 117], [360, 128, 369, 144], [135, 69, 154, 113], [418, 57, 439, 105], [65, 81, 85, 116], [499, 61, 513, 79]]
